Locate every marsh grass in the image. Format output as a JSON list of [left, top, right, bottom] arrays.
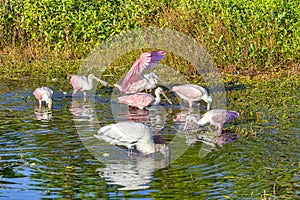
[[225, 70, 299, 137], [150, 0, 300, 73], [0, 0, 299, 78]]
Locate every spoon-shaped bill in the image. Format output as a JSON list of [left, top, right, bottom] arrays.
[[161, 91, 172, 105], [93, 75, 108, 86]]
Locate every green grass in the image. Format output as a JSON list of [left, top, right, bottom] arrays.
[[0, 0, 299, 78]]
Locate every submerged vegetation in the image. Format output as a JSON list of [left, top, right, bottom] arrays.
[[0, 0, 299, 79]]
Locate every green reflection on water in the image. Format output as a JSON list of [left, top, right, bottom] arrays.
[[0, 74, 299, 199]]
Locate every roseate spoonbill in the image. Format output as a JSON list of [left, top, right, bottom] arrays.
[[33, 87, 53, 110], [94, 121, 169, 156], [117, 87, 172, 109], [122, 72, 158, 94], [114, 51, 165, 94], [70, 74, 108, 101], [184, 109, 239, 135], [172, 84, 212, 110]]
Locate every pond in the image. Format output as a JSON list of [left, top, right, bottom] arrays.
[[0, 75, 299, 199]]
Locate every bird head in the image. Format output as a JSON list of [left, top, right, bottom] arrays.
[[183, 115, 198, 131], [154, 87, 172, 105]]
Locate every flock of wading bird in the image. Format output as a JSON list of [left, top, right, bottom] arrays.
[[33, 50, 239, 156]]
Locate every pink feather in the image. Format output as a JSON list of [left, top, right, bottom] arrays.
[[33, 88, 43, 100], [118, 93, 155, 109], [121, 51, 165, 93]]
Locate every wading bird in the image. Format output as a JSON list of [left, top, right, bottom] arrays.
[[70, 74, 108, 101], [184, 109, 239, 135], [117, 87, 172, 109], [172, 84, 212, 110], [114, 51, 165, 94], [33, 87, 53, 110], [123, 72, 158, 94], [94, 121, 168, 156]]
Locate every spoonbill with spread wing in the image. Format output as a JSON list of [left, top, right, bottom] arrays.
[[114, 51, 165, 94]]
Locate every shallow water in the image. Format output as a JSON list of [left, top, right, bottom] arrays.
[[0, 77, 299, 199]]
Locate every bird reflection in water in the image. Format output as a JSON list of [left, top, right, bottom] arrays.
[[116, 103, 169, 134], [34, 108, 52, 121], [172, 108, 201, 132], [96, 154, 169, 190], [69, 100, 97, 124], [198, 129, 239, 148]]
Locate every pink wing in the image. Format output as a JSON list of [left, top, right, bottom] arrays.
[[70, 75, 82, 90], [33, 88, 43, 100], [212, 110, 239, 124], [121, 51, 165, 93]]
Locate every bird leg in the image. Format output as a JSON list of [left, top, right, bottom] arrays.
[[128, 147, 134, 157], [38, 100, 42, 110], [183, 120, 190, 132], [83, 91, 87, 102], [72, 90, 78, 97], [188, 101, 193, 109]]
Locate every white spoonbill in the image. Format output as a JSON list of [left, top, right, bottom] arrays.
[[117, 87, 172, 109], [33, 87, 53, 110], [114, 51, 165, 94], [94, 121, 168, 156], [70, 74, 108, 101], [172, 84, 212, 110], [184, 109, 239, 135]]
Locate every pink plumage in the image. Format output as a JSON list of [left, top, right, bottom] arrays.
[[118, 93, 155, 110], [117, 87, 172, 110], [70, 75, 81, 90], [69, 74, 107, 101], [119, 51, 165, 93], [33, 87, 53, 109], [33, 88, 43, 100], [184, 109, 239, 135], [172, 84, 212, 110]]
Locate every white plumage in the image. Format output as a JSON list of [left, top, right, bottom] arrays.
[[94, 122, 159, 155]]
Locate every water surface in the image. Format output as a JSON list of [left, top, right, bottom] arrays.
[[0, 77, 299, 199]]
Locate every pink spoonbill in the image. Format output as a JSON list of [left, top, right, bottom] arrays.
[[114, 51, 165, 94], [184, 109, 239, 135], [124, 72, 158, 94], [70, 74, 108, 101], [33, 86, 53, 110], [172, 84, 212, 110], [117, 87, 172, 109]]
